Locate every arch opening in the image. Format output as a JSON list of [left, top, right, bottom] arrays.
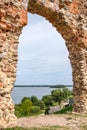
[[13, 13, 72, 104]]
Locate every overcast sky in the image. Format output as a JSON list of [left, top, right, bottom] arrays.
[[15, 13, 72, 85]]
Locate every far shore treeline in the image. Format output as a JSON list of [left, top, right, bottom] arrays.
[[14, 85, 73, 88]]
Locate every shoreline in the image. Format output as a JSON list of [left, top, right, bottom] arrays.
[[14, 85, 73, 88]]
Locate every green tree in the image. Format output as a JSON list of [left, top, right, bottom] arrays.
[[21, 99, 33, 108], [21, 97, 31, 103], [51, 89, 64, 105], [62, 87, 70, 99], [31, 96, 38, 106], [42, 95, 53, 107], [36, 100, 46, 110], [20, 99, 33, 116]]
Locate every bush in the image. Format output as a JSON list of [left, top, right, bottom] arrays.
[[30, 106, 40, 114], [15, 97, 41, 117], [15, 105, 22, 117]]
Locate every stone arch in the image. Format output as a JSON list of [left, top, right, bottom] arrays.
[[28, 0, 87, 114], [0, 0, 87, 128]]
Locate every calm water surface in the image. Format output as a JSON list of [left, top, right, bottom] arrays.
[[12, 86, 72, 104]]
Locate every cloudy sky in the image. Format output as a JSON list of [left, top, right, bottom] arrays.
[[15, 13, 72, 85]]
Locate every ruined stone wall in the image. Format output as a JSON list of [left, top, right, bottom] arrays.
[[0, 0, 87, 128], [0, 0, 27, 128], [28, 0, 87, 113]]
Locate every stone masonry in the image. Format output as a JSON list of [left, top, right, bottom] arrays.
[[0, 0, 27, 128], [0, 0, 87, 128]]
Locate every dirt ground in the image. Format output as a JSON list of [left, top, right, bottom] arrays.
[[17, 114, 87, 130]]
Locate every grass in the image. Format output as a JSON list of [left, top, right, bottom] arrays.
[[3, 125, 87, 130], [79, 126, 87, 130], [54, 106, 73, 114], [4, 126, 69, 130]]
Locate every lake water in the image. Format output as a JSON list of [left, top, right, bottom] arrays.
[[12, 86, 73, 104]]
